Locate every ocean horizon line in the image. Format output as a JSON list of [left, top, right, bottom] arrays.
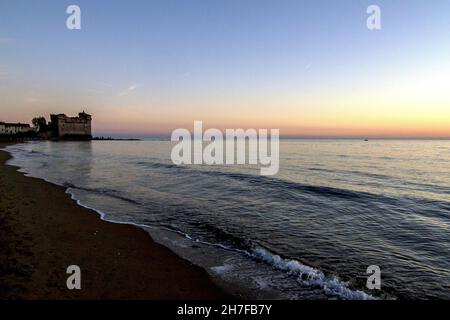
[[91, 134, 450, 141]]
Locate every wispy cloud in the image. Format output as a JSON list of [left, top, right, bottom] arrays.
[[24, 97, 41, 103], [117, 84, 138, 97], [23, 91, 48, 104]]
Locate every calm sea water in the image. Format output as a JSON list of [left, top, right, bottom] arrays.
[[5, 140, 450, 299]]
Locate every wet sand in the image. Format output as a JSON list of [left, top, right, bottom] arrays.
[[0, 143, 231, 299]]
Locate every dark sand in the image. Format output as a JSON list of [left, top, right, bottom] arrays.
[[0, 144, 231, 299]]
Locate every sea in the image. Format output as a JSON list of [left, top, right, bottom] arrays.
[[5, 139, 450, 299]]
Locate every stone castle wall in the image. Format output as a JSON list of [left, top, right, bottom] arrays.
[[57, 119, 91, 137], [50, 112, 92, 139]]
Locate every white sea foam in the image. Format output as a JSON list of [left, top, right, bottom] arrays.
[[4, 142, 379, 300], [251, 246, 377, 300], [64, 190, 379, 300], [211, 264, 235, 275]]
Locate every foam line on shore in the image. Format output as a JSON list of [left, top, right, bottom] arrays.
[[63, 183, 378, 300], [5, 144, 378, 301], [0, 144, 230, 299]]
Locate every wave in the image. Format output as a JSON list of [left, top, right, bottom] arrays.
[[7, 144, 381, 300], [150, 224, 377, 300], [135, 160, 381, 201], [137, 160, 450, 209], [251, 246, 376, 300], [63, 182, 142, 206], [62, 181, 378, 300]]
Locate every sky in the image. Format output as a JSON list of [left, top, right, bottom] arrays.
[[1, 0, 450, 138]]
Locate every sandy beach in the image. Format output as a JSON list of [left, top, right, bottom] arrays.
[[0, 143, 231, 300]]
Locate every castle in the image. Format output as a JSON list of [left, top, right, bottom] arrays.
[[50, 111, 92, 140]]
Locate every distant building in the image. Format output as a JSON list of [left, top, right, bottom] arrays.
[[0, 122, 34, 135], [50, 111, 92, 140]]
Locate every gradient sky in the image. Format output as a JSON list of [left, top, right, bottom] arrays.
[[1, 0, 450, 137]]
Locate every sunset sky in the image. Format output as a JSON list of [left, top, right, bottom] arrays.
[[1, 0, 450, 138]]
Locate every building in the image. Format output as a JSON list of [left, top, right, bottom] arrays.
[[0, 122, 34, 135], [50, 111, 92, 139]]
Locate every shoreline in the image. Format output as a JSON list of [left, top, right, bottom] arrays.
[[0, 143, 233, 299]]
